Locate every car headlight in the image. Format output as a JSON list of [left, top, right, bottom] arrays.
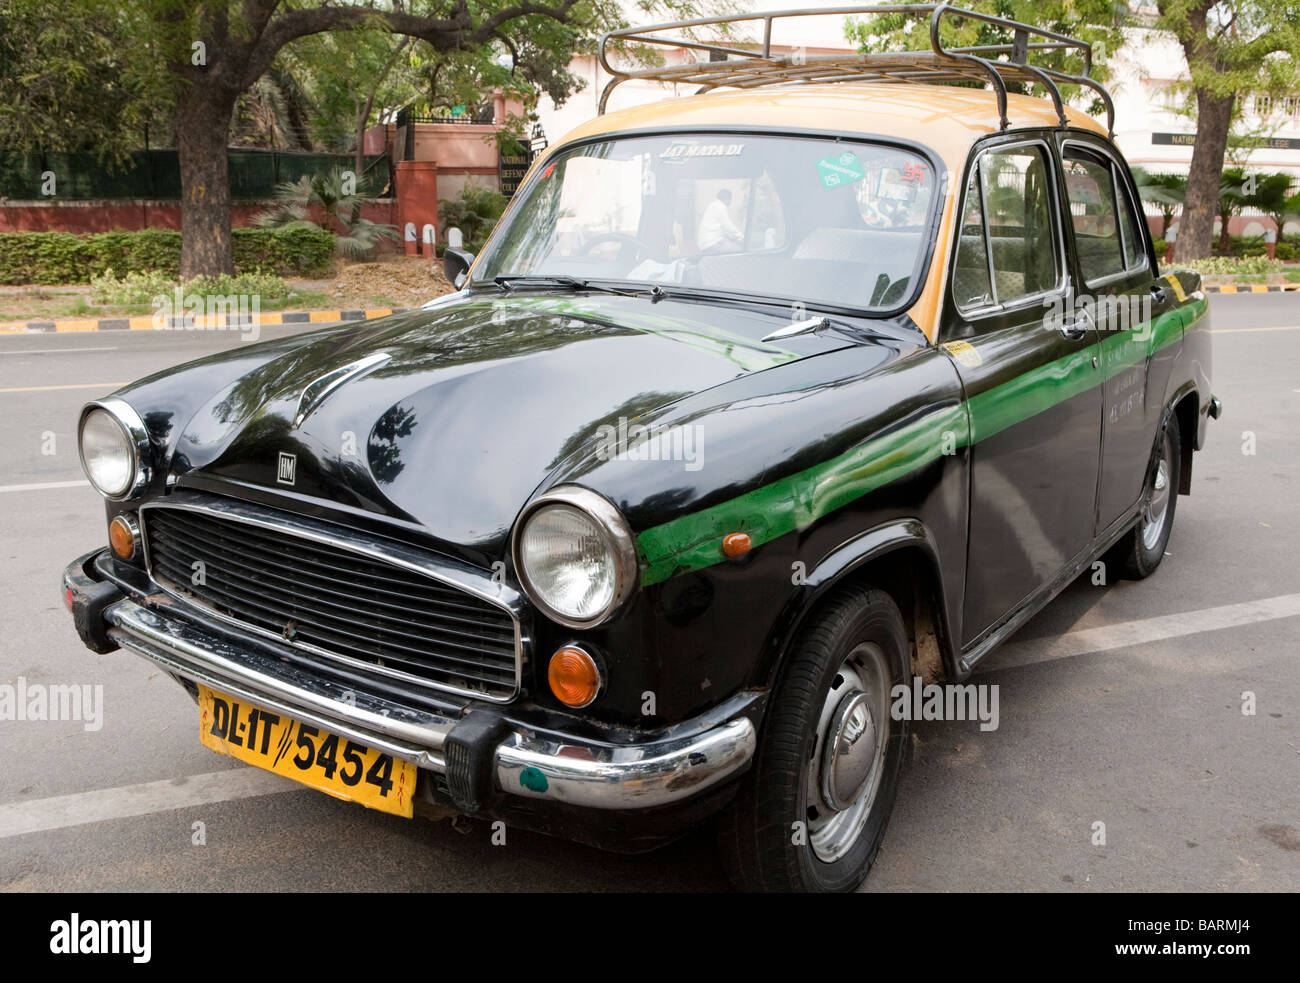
[[78, 399, 151, 500], [512, 486, 638, 628]]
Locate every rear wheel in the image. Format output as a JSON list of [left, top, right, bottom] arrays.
[[717, 585, 908, 892], [1109, 413, 1181, 580]]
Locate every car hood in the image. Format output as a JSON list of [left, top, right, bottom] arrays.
[[161, 293, 851, 554]]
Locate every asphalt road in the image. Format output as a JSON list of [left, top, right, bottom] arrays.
[[0, 296, 1296, 892]]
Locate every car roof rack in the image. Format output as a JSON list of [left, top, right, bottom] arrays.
[[597, 3, 1114, 136]]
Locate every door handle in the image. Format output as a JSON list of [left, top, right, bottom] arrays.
[[1059, 308, 1092, 340]]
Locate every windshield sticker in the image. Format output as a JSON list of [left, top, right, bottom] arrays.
[[817, 152, 865, 189], [660, 142, 745, 161]]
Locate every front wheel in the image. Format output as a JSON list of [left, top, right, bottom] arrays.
[[717, 585, 909, 892], [1108, 412, 1181, 580]]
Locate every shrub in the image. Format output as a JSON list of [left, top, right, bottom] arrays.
[[0, 226, 335, 284], [89, 269, 293, 306]]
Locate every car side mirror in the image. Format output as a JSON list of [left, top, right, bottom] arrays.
[[443, 248, 475, 289]]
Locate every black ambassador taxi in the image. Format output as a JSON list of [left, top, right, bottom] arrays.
[[64, 6, 1220, 892]]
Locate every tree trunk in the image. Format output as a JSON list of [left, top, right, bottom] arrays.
[[1175, 90, 1234, 263], [177, 87, 238, 280]]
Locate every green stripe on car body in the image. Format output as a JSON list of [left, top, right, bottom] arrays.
[[635, 302, 1199, 585]]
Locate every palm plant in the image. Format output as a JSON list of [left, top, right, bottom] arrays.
[[437, 184, 509, 251], [254, 167, 398, 259], [1217, 167, 1251, 254], [1130, 167, 1186, 237], [1243, 171, 1299, 241]]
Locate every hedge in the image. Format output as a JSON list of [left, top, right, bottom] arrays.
[[0, 226, 335, 285]]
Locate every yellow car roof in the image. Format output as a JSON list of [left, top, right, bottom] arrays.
[[559, 82, 1107, 173]]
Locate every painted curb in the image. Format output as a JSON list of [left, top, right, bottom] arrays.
[[1203, 283, 1300, 294], [0, 307, 412, 335]]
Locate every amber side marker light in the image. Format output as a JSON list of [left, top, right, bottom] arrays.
[[722, 532, 752, 558], [548, 646, 602, 708], [109, 514, 140, 560]]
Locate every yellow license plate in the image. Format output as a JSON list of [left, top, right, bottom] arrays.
[[198, 685, 416, 818]]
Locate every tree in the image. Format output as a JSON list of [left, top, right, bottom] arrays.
[[848, 1, 1127, 118], [1131, 167, 1187, 236], [2, 1, 704, 279], [1156, 1, 1300, 262]]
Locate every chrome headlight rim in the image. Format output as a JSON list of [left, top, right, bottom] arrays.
[[511, 485, 639, 630], [78, 398, 151, 501]]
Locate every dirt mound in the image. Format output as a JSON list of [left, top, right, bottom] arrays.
[[326, 255, 456, 310]]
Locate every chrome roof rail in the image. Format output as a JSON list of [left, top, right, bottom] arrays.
[[596, 3, 1114, 136]]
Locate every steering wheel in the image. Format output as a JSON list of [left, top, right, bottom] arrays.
[[577, 232, 647, 264]]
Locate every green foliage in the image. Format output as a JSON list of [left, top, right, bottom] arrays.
[[438, 184, 510, 251], [254, 167, 398, 258], [0, 227, 335, 285], [847, 0, 1127, 112], [89, 269, 293, 305], [1192, 254, 1289, 276]]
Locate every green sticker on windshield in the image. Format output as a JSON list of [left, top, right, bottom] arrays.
[[816, 152, 865, 189]]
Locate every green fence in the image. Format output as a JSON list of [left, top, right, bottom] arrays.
[[0, 150, 391, 200]]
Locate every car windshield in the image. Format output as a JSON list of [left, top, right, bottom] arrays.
[[474, 132, 938, 313]]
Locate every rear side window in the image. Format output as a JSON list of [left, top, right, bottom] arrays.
[[1064, 147, 1148, 282], [952, 143, 1060, 312]]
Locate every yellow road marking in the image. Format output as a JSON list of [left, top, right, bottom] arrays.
[[309, 311, 342, 322]]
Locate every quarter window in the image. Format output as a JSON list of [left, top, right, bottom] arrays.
[[1064, 147, 1147, 282]]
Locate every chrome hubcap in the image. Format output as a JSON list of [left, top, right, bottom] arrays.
[[807, 642, 890, 863], [1142, 434, 1173, 551]]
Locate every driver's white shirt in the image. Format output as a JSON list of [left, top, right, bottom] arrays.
[[697, 199, 742, 251]]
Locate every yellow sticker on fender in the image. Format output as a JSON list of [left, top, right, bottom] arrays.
[[1164, 273, 1187, 303], [198, 685, 416, 817], [941, 339, 983, 368]]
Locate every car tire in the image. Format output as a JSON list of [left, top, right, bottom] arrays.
[[717, 584, 908, 892], [1108, 412, 1181, 580]]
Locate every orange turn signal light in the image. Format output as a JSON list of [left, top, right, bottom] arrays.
[[548, 646, 602, 708], [722, 532, 752, 558], [109, 514, 139, 560]]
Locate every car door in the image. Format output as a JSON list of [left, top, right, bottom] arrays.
[[1057, 138, 1182, 534], [942, 136, 1104, 647]]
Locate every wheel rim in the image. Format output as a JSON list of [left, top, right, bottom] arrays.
[[1141, 431, 1174, 551], [806, 642, 891, 863]]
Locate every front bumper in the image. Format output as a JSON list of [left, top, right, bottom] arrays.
[[63, 550, 758, 818]]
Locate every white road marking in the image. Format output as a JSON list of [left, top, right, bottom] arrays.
[[0, 346, 118, 355], [983, 592, 1300, 671], [0, 479, 90, 493], [1209, 325, 1300, 334], [0, 768, 299, 840], [5, 593, 1300, 839], [0, 382, 126, 393]]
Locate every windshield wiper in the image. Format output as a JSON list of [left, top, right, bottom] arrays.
[[491, 274, 648, 298]]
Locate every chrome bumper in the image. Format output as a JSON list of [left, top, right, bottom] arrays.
[[88, 585, 756, 813]]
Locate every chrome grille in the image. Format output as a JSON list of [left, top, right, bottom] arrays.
[[142, 505, 520, 701]]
